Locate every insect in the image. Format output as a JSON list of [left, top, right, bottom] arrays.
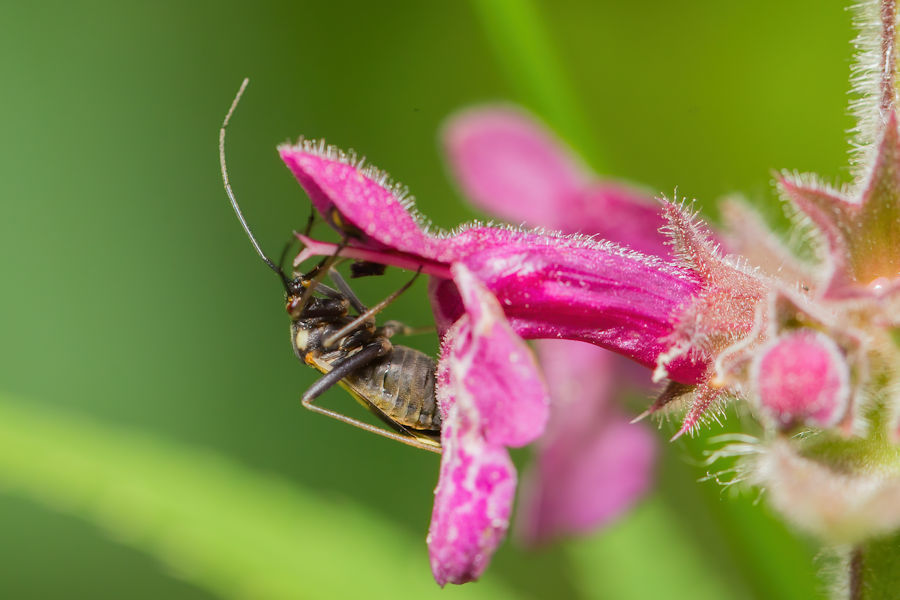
[[219, 79, 442, 453]]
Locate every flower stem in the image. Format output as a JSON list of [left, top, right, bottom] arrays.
[[849, 546, 864, 600], [846, 533, 900, 600]]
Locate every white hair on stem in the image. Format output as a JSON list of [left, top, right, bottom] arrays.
[[849, 0, 899, 177]]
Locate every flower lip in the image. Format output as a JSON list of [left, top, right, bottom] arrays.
[[280, 141, 442, 256], [427, 264, 549, 585], [281, 140, 680, 268], [449, 263, 550, 448]]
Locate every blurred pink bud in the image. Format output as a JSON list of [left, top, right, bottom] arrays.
[[751, 330, 850, 428]]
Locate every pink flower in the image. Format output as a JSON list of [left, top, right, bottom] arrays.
[[273, 1, 900, 581], [280, 142, 705, 584], [442, 106, 660, 544], [283, 146, 705, 381]]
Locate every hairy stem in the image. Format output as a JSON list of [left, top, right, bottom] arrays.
[[879, 0, 897, 114], [844, 533, 900, 600], [849, 546, 863, 600]]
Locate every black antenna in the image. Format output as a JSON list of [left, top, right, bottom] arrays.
[[219, 78, 291, 291]]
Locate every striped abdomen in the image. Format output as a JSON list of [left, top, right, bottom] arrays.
[[342, 345, 441, 432]]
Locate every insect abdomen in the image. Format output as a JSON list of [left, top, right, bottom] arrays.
[[344, 346, 441, 431]]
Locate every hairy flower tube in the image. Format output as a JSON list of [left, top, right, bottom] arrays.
[[276, 0, 900, 592]]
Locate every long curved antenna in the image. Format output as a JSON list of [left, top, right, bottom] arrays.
[[219, 78, 290, 291]]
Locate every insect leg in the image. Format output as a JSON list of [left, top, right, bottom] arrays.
[[301, 342, 441, 453], [302, 341, 389, 402], [279, 206, 316, 274], [303, 210, 315, 237], [328, 268, 368, 314], [295, 240, 347, 313], [349, 261, 387, 279], [308, 280, 344, 300], [377, 320, 435, 338], [280, 233, 343, 299], [301, 398, 442, 453], [322, 267, 423, 349]]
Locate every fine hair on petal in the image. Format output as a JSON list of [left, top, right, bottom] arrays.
[[278, 137, 436, 235]]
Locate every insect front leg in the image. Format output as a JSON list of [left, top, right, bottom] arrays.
[[322, 267, 423, 349]]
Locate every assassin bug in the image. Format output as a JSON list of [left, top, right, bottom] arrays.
[[219, 79, 442, 453]]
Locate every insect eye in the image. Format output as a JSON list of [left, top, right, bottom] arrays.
[[286, 296, 304, 318]]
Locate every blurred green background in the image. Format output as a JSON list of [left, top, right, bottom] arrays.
[[0, 0, 856, 598]]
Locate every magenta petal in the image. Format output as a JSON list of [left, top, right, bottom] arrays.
[[443, 106, 587, 225], [427, 266, 550, 584], [279, 142, 440, 255], [457, 238, 706, 382], [520, 415, 655, 543], [443, 107, 668, 257], [427, 277, 464, 339], [517, 342, 655, 544], [449, 263, 550, 448], [428, 393, 517, 586], [568, 185, 669, 257]]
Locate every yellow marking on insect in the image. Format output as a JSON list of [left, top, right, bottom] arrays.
[[295, 328, 310, 350], [305, 352, 324, 369]]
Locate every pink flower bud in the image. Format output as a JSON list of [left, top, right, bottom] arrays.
[[751, 330, 850, 428]]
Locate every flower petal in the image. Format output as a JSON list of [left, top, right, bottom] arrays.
[[443, 106, 588, 226], [427, 265, 550, 584], [448, 263, 550, 448], [516, 342, 655, 545], [443, 106, 668, 257], [279, 141, 440, 255], [427, 387, 516, 586]]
